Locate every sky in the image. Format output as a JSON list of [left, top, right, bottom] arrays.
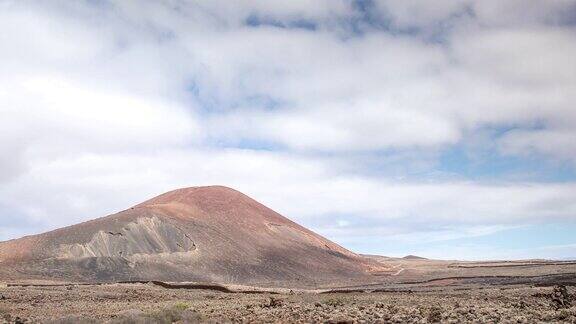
[[1, 0, 575, 260]]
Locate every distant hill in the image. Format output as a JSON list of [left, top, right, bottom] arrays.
[[362, 254, 429, 261], [402, 255, 428, 260]]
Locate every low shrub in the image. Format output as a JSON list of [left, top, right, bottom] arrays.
[[324, 297, 345, 307]]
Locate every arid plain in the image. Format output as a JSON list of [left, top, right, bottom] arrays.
[[1, 258, 575, 323]]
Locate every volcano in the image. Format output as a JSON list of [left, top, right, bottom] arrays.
[[0, 186, 377, 287]]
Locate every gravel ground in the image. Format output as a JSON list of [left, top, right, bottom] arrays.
[[0, 283, 575, 323]]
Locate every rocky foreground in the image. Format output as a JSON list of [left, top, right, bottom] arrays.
[[0, 283, 574, 323]]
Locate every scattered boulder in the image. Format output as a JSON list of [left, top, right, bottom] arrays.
[[262, 297, 283, 308], [427, 306, 443, 323], [13, 318, 25, 324], [551, 285, 571, 309]]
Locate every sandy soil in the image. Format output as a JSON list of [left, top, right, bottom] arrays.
[[0, 282, 575, 323]]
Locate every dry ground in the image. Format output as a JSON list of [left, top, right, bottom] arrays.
[[0, 283, 575, 323], [1, 259, 575, 323]]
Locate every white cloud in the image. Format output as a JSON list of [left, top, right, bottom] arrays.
[[0, 4, 107, 66], [373, 0, 576, 30], [0, 75, 199, 166], [0, 0, 575, 259], [208, 98, 460, 151], [1, 148, 574, 241], [4, 0, 573, 156], [472, 0, 576, 27], [500, 128, 576, 162], [373, 0, 470, 29], [452, 27, 576, 86]]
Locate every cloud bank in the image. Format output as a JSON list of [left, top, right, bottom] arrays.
[[0, 0, 575, 259]]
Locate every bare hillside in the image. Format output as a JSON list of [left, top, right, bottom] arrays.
[[0, 186, 379, 287]]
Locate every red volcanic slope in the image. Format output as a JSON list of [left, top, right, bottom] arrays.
[[0, 186, 378, 287]]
